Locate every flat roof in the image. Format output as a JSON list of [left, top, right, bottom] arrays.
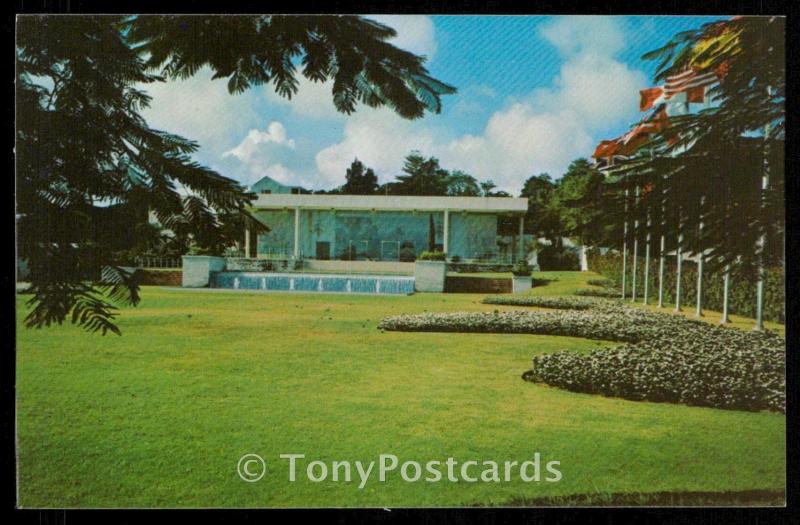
[[250, 194, 528, 214]]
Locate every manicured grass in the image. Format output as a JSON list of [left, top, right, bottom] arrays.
[[16, 271, 785, 507]]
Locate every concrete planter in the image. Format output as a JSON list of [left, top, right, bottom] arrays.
[[512, 275, 532, 293], [182, 255, 226, 287], [414, 260, 446, 292]]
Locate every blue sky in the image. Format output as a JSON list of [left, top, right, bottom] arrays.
[[141, 15, 723, 194]]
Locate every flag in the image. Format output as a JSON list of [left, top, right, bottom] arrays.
[[640, 87, 665, 111], [663, 68, 719, 99], [686, 85, 705, 104], [688, 19, 741, 72], [592, 140, 620, 159], [617, 105, 670, 156]]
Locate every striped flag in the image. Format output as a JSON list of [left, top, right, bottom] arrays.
[[663, 68, 718, 100]]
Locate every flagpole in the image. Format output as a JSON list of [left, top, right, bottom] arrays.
[[675, 207, 683, 313], [695, 195, 705, 317], [721, 264, 731, 324], [754, 85, 772, 331], [658, 176, 666, 308], [631, 185, 639, 302], [622, 185, 628, 299], [643, 208, 651, 305]]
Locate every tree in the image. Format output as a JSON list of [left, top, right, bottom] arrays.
[[520, 173, 560, 240], [16, 15, 456, 334], [391, 152, 450, 196], [554, 159, 608, 248], [341, 159, 378, 195], [611, 16, 784, 275], [445, 170, 481, 196]]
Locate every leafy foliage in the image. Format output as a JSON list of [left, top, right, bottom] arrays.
[[339, 158, 379, 195], [417, 250, 446, 261], [125, 15, 456, 119], [607, 17, 784, 277], [588, 251, 785, 323], [16, 15, 456, 334]]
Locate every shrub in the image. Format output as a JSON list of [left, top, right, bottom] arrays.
[[587, 252, 785, 323], [511, 260, 531, 277], [482, 295, 604, 310], [379, 300, 785, 412], [418, 251, 446, 261], [537, 244, 580, 271], [587, 278, 614, 288], [575, 287, 620, 298], [399, 244, 416, 262]]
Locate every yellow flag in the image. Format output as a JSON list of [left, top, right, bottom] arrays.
[[688, 23, 741, 71]]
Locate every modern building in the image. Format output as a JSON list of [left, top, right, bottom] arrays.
[[244, 177, 529, 265]]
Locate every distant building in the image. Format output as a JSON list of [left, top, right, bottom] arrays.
[[250, 175, 309, 195]]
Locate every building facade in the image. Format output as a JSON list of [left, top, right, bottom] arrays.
[[245, 193, 529, 263]]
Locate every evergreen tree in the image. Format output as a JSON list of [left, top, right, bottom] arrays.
[[341, 159, 379, 195]]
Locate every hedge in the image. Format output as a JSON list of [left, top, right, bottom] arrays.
[[588, 251, 785, 323], [379, 300, 785, 412]]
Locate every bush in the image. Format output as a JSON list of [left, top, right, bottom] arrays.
[[575, 287, 620, 298], [418, 251, 446, 261], [587, 252, 785, 323], [399, 244, 416, 262], [379, 300, 785, 412], [483, 295, 603, 310], [537, 244, 580, 271], [587, 278, 614, 288], [511, 260, 531, 277]]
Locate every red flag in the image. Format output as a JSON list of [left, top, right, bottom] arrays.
[[686, 85, 705, 103], [592, 140, 619, 159], [640, 87, 664, 111]]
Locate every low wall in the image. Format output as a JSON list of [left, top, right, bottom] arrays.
[[445, 276, 511, 294], [182, 256, 226, 287], [304, 259, 414, 275], [138, 269, 182, 286], [447, 262, 513, 273]]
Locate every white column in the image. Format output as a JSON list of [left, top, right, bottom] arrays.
[[721, 266, 731, 324], [695, 195, 705, 317], [443, 209, 450, 256], [579, 245, 589, 272], [244, 226, 250, 258], [518, 215, 525, 262], [293, 207, 300, 259]]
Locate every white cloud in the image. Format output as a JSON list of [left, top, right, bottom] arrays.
[[313, 15, 647, 194], [267, 15, 437, 121], [223, 121, 296, 162], [539, 15, 625, 58], [315, 109, 436, 188], [139, 67, 258, 149], [366, 15, 437, 60]]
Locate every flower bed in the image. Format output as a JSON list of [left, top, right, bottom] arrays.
[[575, 287, 621, 298], [482, 295, 605, 310], [379, 300, 785, 412]]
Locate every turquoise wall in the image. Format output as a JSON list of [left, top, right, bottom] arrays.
[[253, 209, 499, 260]]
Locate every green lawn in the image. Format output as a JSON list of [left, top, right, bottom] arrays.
[[15, 271, 785, 507]]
